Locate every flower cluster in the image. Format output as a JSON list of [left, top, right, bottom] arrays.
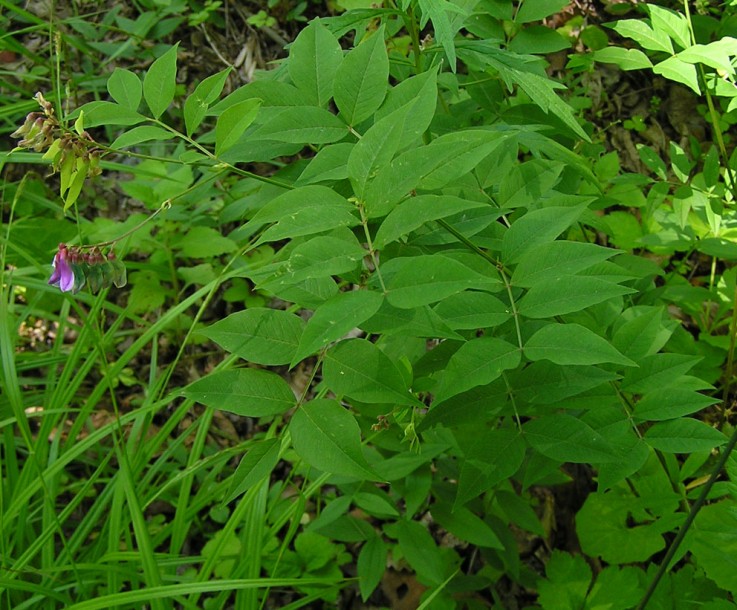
[[12, 92, 102, 179], [11, 92, 57, 152], [49, 244, 127, 294]]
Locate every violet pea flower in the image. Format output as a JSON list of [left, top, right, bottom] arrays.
[[48, 244, 75, 292]]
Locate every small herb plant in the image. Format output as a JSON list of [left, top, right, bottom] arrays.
[[2, 1, 737, 608]]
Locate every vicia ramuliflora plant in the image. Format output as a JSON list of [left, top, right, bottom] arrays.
[[2, 1, 737, 609]]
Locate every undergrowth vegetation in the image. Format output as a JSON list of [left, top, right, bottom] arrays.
[[2, 0, 737, 608]]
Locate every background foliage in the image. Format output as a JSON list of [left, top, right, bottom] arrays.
[[2, 0, 737, 608]]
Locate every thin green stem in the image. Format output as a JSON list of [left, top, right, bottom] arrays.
[[436, 218, 523, 348], [358, 203, 386, 293]]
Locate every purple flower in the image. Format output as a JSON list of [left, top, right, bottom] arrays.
[[48, 244, 75, 292]]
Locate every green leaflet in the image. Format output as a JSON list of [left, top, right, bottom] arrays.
[[290, 399, 380, 480], [433, 337, 520, 405], [199, 308, 305, 366], [107, 68, 142, 110], [523, 415, 620, 463], [184, 369, 296, 417], [524, 323, 636, 367], [143, 44, 178, 119], [223, 439, 281, 503], [517, 275, 636, 318], [383, 254, 500, 309], [291, 290, 384, 366], [333, 25, 388, 125], [288, 19, 343, 107], [322, 338, 421, 406]]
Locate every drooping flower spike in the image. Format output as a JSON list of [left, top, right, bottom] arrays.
[[48, 243, 127, 294]]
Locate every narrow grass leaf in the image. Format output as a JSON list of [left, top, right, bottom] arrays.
[[290, 399, 379, 480]]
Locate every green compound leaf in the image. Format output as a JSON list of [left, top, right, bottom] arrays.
[[183, 369, 296, 417], [334, 25, 388, 125], [200, 308, 305, 365], [143, 43, 179, 119], [524, 323, 636, 366], [290, 399, 380, 480], [323, 338, 420, 406]]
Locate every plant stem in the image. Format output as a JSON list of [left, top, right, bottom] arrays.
[[636, 424, 737, 610]]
